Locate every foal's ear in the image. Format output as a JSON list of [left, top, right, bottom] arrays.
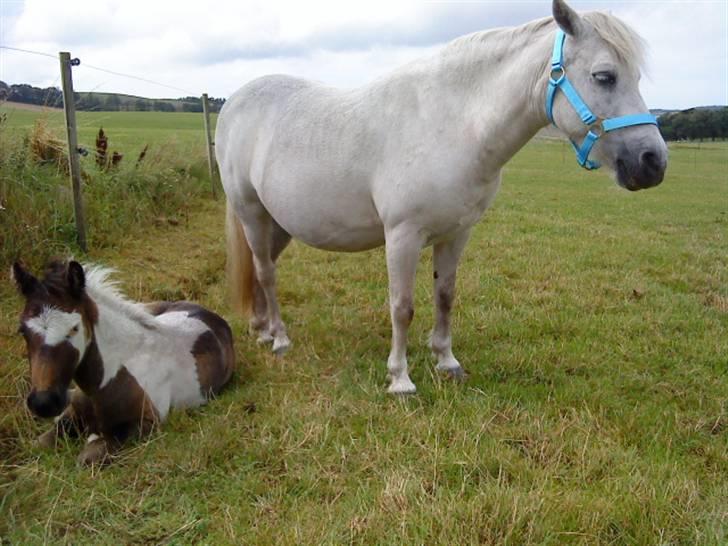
[[67, 261, 86, 299], [11, 261, 39, 297], [552, 0, 583, 37]]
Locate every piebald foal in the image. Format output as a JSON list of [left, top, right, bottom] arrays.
[[12, 260, 235, 465]]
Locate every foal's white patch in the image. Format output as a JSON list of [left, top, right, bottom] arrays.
[[94, 308, 208, 421], [25, 306, 87, 354], [86, 433, 101, 444]]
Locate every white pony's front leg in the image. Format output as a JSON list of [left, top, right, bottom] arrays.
[[385, 227, 423, 394], [431, 229, 471, 379]]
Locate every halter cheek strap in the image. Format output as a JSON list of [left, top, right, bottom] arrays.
[[545, 29, 658, 170]]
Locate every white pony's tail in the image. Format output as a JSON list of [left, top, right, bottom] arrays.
[[225, 200, 254, 316]]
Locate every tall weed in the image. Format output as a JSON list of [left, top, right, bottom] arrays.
[[0, 115, 211, 269]]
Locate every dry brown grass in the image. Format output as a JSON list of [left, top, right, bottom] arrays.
[[28, 117, 69, 173]]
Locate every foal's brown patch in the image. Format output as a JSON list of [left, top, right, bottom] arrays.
[[95, 367, 159, 441], [145, 301, 235, 398], [74, 338, 105, 394], [192, 330, 232, 396]]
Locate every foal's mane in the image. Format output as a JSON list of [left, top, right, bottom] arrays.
[[82, 264, 158, 329]]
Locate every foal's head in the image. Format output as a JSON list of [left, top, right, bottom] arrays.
[[12, 260, 96, 418]]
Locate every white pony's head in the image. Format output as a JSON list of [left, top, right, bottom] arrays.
[[550, 0, 667, 190]]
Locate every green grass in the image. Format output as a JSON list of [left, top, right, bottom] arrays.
[[0, 114, 726, 544], [0, 102, 215, 151], [0, 103, 216, 268]]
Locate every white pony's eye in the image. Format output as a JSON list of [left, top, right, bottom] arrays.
[[593, 71, 616, 86], [67, 324, 80, 339]]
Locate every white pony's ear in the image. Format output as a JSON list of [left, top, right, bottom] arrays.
[[552, 0, 584, 37]]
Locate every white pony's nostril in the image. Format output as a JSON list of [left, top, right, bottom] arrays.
[[640, 150, 665, 172], [636, 149, 666, 187], [641, 151, 655, 168]]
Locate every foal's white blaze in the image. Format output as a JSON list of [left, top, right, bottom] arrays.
[[25, 306, 87, 354]]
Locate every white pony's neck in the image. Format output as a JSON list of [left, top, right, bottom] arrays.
[[437, 18, 555, 168], [83, 267, 159, 388]]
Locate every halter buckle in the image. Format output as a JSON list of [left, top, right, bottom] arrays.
[[549, 66, 566, 84], [588, 119, 605, 138]]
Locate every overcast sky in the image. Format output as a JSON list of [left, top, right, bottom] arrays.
[[1, 0, 726, 109]]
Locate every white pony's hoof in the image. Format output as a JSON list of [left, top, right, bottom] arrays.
[[387, 376, 417, 395], [435, 359, 467, 381], [272, 336, 291, 356], [248, 319, 269, 336], [256, 332, 274, 345]]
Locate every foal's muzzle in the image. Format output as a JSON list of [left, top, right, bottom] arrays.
[[616, 146, 667, 191], [27, 389, 67, 418]]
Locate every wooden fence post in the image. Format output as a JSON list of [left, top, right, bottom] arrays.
[[201, 93, 217, 198], [59, 51, 87, 252]]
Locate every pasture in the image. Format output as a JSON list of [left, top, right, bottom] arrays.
[[0, 106, 726, 544]]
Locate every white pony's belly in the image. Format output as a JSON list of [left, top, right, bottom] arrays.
[[374, 170, 502, 242], [258, 175, 385, 251], [293, 224, 385, 252]]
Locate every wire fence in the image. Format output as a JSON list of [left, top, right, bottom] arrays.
[[1, 44, 199, 97], [1, 44, 219, 250]]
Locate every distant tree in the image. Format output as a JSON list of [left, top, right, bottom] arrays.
[[10, 84, 45, 105], [207, 96, 226, 113], [135, 99, 148, 111], [181, 101, 203, 113], [153, 100, 175, 112], [105, 95, 122, 111], [657, 107, 728, 141], [78, 94, 102, 111], [718, 108, 728, 139]]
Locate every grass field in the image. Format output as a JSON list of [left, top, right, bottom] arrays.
[[0, 103, 214, 151], [0, 106, 726, 544], [0, 103, 216, 268]]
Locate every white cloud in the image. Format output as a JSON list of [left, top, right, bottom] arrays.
[[1, 0, 725, 108]]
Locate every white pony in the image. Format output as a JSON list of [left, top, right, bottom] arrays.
[[216, 0, 667, 394]]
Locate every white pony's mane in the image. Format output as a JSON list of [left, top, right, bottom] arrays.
[[583, 12, 646, 73], [445, 11, 645, 74], [83, 264, 158, 329]]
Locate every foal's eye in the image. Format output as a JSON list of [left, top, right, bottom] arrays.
[[67, 325, 80, 338], [593, 71, 617, 86]]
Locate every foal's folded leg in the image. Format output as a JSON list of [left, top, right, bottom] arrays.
[[36, 388, 96, 449], [76, 417, 158, 467], [76, 433, 111, 466]]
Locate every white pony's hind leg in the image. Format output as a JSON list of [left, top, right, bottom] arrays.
[[251, 220, 291, 345], [431, 229, 471, 379], [240, 203, 291, 355], [251, 281, 271, 342], [385, 227, 424, 394]]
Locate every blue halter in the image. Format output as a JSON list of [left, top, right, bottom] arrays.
[[545, 29, 658, 170]]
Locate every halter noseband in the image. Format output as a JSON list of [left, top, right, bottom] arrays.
[[545, 29, 657, 170]]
